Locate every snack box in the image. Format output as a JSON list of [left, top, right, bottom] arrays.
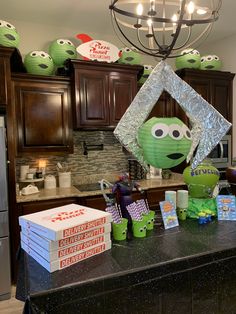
[[19, 203, 112, 241], [21, 231, 111, 261], [21, 223, 111, 251], [21, 240, 112, 273]]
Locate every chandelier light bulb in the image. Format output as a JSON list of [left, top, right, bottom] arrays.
[[136, 3, 143, 16], [187, 1, 195, 15], [172, 14, 178, 23], [197, 8, 207, 15]]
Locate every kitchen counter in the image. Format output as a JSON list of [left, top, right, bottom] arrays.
[[16, 173, 185, 203], [16, 220, 236, 313]]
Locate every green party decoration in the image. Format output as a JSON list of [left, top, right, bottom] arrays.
[[24, 51, 54, 76], [137, 117, 192, 169], [138, 65, 154, 85], [118, 47, 141, 65], [200, 55, 222, 70], [183, 160, 220, 198], [0, 20, 20, 48], [49, 39, 77, 67], [175, 48, 201, 70]]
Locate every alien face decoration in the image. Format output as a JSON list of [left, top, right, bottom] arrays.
[[138, 65, 154, 85], [49, 39, 77, 66], [0, 20, 20, 48], [200, 55, 222, 70], [175, 48, 201, 70], [24, 51, 54, 75], [118, 47, 141, 65], [137, 117, 192, 169]]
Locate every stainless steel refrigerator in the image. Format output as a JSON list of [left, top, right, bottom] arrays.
[[0, 116, 11, 300]]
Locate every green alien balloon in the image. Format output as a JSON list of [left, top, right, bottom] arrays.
[[200, 55, 222, 70], [118, 47, 141, 65], [49, 39, 77, 67], [137, 117, 192, 169], [24, 51, 54, 75], [175, 48, 201, 70], [138, 65, 154, 85], [0, 20, 20, 48]]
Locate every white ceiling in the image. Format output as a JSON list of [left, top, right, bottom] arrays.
[[1, 0, 236, 45]]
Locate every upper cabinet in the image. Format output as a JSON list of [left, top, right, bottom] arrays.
[[69, 60, 143, 129], [176, 69, 235, 126], [12, 74, 73, 155], [0, 47, 24, 108]]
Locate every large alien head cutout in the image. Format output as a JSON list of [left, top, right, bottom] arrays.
[[24, 51, 54, 75], [137, 117, 192, 169], [175, 48, 201, 70], [138, 65, 154, 85], [49, 39, 77, 67], [200, 55, 222, 70], [118, 47, 141, 65], [0, 20, 20, 48]]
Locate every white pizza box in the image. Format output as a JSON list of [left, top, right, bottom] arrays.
[[19, 203, 112, 241], [21, 223, 111, 251], [21, 231, 111, 261], [21, 240, 112, 273]]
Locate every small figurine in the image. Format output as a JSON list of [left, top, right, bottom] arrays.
[[112, 173, 141, 223], [198, 212, 207, 225], [177, 208, 187, 221]]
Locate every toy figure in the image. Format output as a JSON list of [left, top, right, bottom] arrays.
[[200, 55, 222, 70], [112, 173, 141, 223], [137, 117, 192, 169], [118, 47, 141, 65], [175, 48, 201, 70], [24, 51, 54, 75], [138, 65, 154, 85], [0, 20, 19, 48], [49, 39, 77, 67]]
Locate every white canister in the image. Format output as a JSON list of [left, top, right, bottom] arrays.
[[177, 190, 189, 209], [44, 175, 57, 189], [58, 172, 71, 188], [165, 190, 177, 209], [20, 165, 29, 180]]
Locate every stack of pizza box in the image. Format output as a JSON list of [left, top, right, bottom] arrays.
[[19, 203, 112, 272]]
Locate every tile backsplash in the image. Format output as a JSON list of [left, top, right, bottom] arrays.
[[16, 131, 132, 185]]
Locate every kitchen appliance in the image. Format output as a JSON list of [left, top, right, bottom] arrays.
[[207, 135, 231, 169], [0, 116, 11, 300]]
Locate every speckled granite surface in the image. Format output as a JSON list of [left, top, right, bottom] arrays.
[[16, 174, 185, 203], [16, 220, 236, 314]]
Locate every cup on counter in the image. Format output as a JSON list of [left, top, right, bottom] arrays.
[[20, 165, 29, 180], [58, 172, 71, 188]]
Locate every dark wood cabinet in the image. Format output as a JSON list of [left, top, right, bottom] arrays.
[[69, 60, 143, 129], [175, 69, 235, 127], [12, 74, 73, 155]]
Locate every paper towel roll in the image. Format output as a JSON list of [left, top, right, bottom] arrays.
[[165, 191, 176, 209], [177, 190, 189, 208], [20, 165, 29, 180]]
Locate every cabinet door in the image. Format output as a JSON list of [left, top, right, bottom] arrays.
[[109, 73, 137, 126], [73, 69, 110, 128], [211, 79, 232, 123], [13, 77, 73, 154], [0, 56, 9, 106], [186, 78, 211, 102]]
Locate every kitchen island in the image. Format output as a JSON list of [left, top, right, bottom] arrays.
[[16, 219, 236, 314]]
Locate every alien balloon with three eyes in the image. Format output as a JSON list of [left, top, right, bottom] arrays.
[[0, 20, 19, 48]]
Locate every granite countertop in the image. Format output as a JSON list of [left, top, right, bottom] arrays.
[[16, 220, 236, 313], [16, 173, 186, 203]]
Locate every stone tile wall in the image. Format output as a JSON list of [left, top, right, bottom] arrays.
[[16, 131, 132, 185]]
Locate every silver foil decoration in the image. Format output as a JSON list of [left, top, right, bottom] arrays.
[[114, 61, 231, 170]]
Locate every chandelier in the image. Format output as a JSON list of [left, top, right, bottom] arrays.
[[109, 0, 222, 59]]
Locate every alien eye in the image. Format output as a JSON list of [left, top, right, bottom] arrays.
[[6, 23, 14, 29], [201, 56, 207, 62], [214, 55, 219, 60], [125, 47, 131, 52], [67, 40, 73, 46], [48, 56, 52, 60], [139, 228, 144, 232], [151, 218, 154, 222], [0, 21, 3, 27], [151, 123, 169, 139], [57, 39, 65, 45], [122, 231, 126, 235], [207, 56, 213, 61], [169, 124, 183, 140], [182, 125, 192, 140], [143, 225, 147, 230], [30, 52, 37, 57]]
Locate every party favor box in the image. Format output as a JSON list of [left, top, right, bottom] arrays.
[[21, 240, 111, 272], [21, 223, 111, 252], [19, 204, 112, 241]]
